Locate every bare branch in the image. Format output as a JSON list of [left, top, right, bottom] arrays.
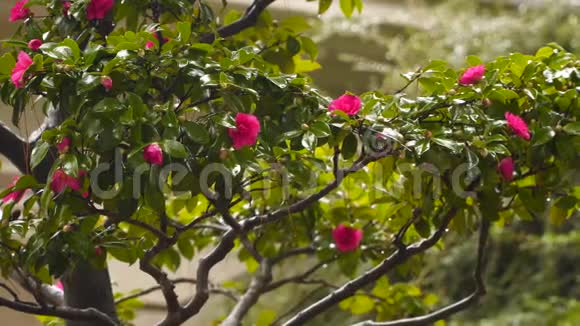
[[177, 230, 237, 325], [221, 259, 273, 326], [0, 122, 29, 173], [243, 150, 395, 232], [115, 278, 238, 305], [124, 219, 171, 242], [0, 296, 117, 326], [281, 174, 481, 326], [217, 205, 262, 263], [200, 0, 277, 43], [263, 259, 334, 293], [281, 207, 459, 326], [139, 247, 181, 316], [10, 271, 64, 306], [0, 283, 20, 302], [352, 219, 490, 326], [271, 247, 316, 264]]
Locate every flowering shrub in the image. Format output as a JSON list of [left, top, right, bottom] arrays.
[[0, 0, 577, 325]]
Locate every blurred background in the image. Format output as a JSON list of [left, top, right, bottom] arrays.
[[1, 0, 579, 325]]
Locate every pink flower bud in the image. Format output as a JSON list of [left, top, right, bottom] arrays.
[[459, 64, 485, 85], [86, 0, 114, 20], [332, 224, 363, 252], [144, 143, 164, 165], [57, 137, 71, 153], [94, 246, 104, 256], [62, 1, 71, 16], [1, 176, 26, 204], [28, 39, 43, 51], [101, 76, 113, 91], [498, 157, 515, 181], [505, 112, 531, 141]]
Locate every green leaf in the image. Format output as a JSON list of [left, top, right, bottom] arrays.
[[163, 140, 188, 158], [61, 39, 81, 61], [94, 98, 125, 112], [280, 17, 311, 33], [535, 46, 556, 58], [488, 89, 519, 103], [532, 127, 555, 146], [286, 36, 301, 57], [342, 133, 358, 159], [0, 53, 16, 75], [301, 131, 317, 151], [432, 138, 463, 154], [177, 238, 195, 260], [466, 55, 483, 66], [294, 57, 321, 73], [562, 122, 580, 136], [30, 140, 50, 169], [43, 46, 74, 61], [310, 121, 331, 138], [256, 310, 277, 326], [183, 121, 210, 144], [340, 0, 355, 17], [299, 36, 318, 60], [319, 0, 332, 14], [350, 294, 375, 315], [176, 22, 191, 43], [354, 0, 363, 12]]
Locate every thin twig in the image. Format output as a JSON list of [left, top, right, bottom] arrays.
[[199, 0, 278, 43], [115, 278, 238, 305], [352, 219, 490, 326]]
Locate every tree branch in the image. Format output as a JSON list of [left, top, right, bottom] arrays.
[[262, 259, 334, 293], [176, 230, 237, 325], [243, 150, 395, 232], [200, 0, 277, 43], [221, 259, 273, 326], [10, 270, 64, 307], [0, 122, 28, 173], [281, 207, 459, 326], [139, 246, 181, 317], [352, 219, 490, 326], [114, 278, 238, 305], [217, 204, 262, 263], [0, 296, 117, 326]]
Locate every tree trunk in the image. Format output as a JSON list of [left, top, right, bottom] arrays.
[[63, 261, 119, 326]]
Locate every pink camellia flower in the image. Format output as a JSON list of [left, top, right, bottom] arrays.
[[498, 157, 515, 182], [57, 137, 71, 153], [144, 143, 164, 165], [101, 76, 113, 91], [55, 280, 64, 291], [11, 51, 33, 88], [62, 1, 71, 16], [146, 33, 169, 49], [50, 169, 86, 195], [332, 224, 363, 253], [228, 113, 261, 150], [94, 246, 104, 256], [328, 93, 362, 116], [459, 64, 485, 85], [9, 0, 31, 22], [1, 176, 26, 204], [86, 0, 114, 20], [28, 39, 43, 51], [505, 112, 531, 141]]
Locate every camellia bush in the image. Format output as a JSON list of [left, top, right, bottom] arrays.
[[0, 0, 578, 325]]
